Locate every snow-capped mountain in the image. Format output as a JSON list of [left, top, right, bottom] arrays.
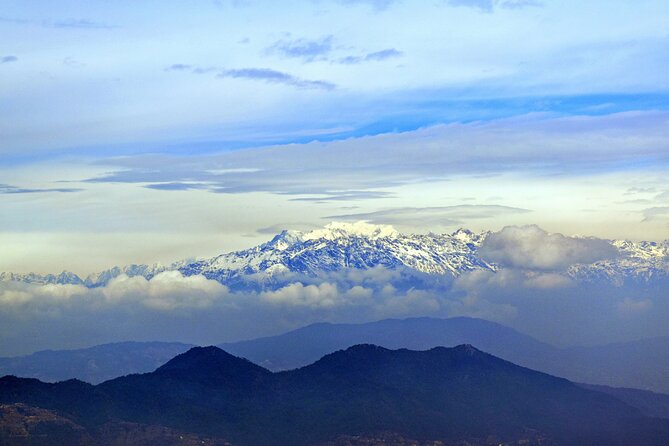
[[2, 222, 668, 289], [568, 239, 669, 286]]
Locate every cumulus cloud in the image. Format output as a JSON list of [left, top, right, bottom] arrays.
[[2, 259, 669, 355], [0, 281, 88, 307], [102, 272, 228, 310], [479, 225, 618, 270], [260, 282, 374, 308], [0, 265, 477, 354]]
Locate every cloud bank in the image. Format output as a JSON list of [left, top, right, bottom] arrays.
[[1, 225, 666, 356], [479, 225, 619, 270]]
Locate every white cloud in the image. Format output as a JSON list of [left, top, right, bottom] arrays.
[[103, 271, 229, 310], [523, 272, 573, 289], [479, 225, 618, 270], [260, 282, 374, 308], [1, 260, 669, 355], [617, 298, 653, 315], [0, 281, 88, 306]]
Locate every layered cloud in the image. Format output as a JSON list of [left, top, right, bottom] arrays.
[[85, 112, 669, 198], [329, 205, 531, 227]]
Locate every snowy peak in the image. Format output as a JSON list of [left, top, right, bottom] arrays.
[[2, 222, 668, 289], [265, 230, 305, 251], [450, 228, 488, 246], [262, 222, 399, 251], [302, 221, 399, 242]]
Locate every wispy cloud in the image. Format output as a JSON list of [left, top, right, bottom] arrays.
[[289, 190, 395, 202], [642, 206, 669, 222], [334, 0, 399, 11], [656, 191, 669, 202], [337, 48, 402, 64], [0, 16, 117, 29], [624, 187, 656, 195], [327, 204, 531, 226], [165, 64, 335, 90], [0, 184, 82, 194], [144, 182, 211, 191], [265, 35, 401, 66], [447, 0, 494, 12], [164, 63, 193, 72], [217, 68, 336, 90], [1, 56, 18, 64], [267, 35, 334, 61], [83, 112, 669, 200], [499, 0, 543, 9], [51, 18, 117, 29], [446, 0, 542, 12]]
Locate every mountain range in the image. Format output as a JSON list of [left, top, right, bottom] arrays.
[[2, 222, 668, 289], [2, 344, 669, 445], [3, 317, 669, 395]]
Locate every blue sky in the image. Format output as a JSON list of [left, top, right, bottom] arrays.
[[1, 0, 668, 273]]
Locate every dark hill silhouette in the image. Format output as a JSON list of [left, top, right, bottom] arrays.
[[3, 317, 669, 395], [219, 317, 669, 394], [1, 344, 669, 445]]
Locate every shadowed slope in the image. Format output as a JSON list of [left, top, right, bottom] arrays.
[[2, 344, 669, 445]]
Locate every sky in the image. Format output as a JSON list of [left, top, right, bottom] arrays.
[[0, 1, 668, 353]]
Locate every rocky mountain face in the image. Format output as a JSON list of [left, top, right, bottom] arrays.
[[2, 222, 667, 290]]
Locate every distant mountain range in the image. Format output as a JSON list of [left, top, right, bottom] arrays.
[[219, 317, 669, 394], [2, 222, 668, 289], [3, 317, 669, 395], [0, 342, 193, 384], [2, 344, 669, 445]]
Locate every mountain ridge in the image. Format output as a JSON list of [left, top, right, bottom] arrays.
[[2, 222, 668, 289], [4, 316, 669, 393], [3, 343, 669, 445]]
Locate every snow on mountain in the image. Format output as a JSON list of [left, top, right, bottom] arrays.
[[2, 222, 668, 289], [568, 239, 669, 285]]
